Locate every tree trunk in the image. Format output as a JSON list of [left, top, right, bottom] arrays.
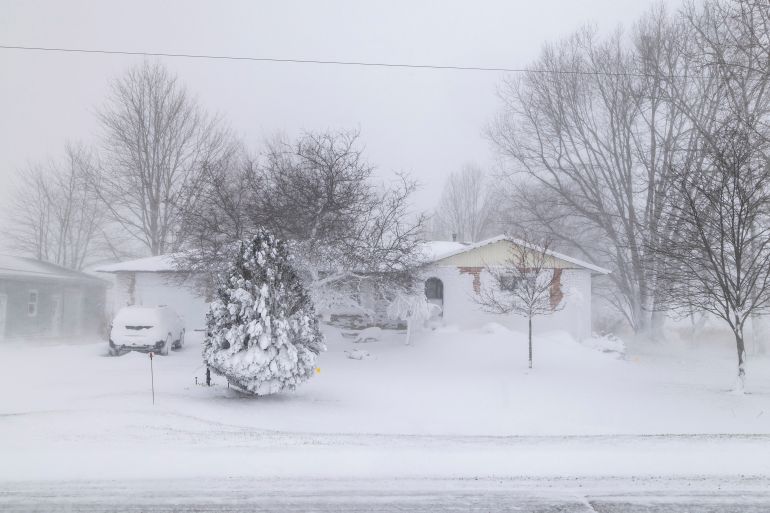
[[528, 315, 533, 369], [689, 311, 707, 342], [632, 299, 646, 336], [631, 296, 657, 341], [650, 307, 666, 342], [735, 325, 747, 393], [405, 318, 412, 346]]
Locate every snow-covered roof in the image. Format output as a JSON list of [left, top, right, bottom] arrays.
[[0, 254, 109, 284], [423, 235, 611, 275], [94, 254, 180, 273], [419, 241, 469, 262], [97, 236, 610, 275]]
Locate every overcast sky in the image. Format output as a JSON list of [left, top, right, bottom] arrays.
[[1, 0, 676, 243]]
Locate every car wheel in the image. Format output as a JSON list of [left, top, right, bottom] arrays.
[[108, 346, 120, 357], [160, 334, 171, 356]]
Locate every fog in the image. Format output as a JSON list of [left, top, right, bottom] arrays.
[[9, 2, 770, 510], [1, 0, 657, 244]]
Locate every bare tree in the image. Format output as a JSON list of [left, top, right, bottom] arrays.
[[253, 132, 426, 298], [432, 164, 494, 242], [650, 0, 770, 386], [686, 0, 770, 90], [8, 144, 104, 270], [94, 61, 230, 256], [675, 0, 770, 355], [494, 179, 625, 323], [490, 7, 701, 337], [476, 234, 565, 368], [654, 120, 770, 392], [166, 142, 250, 297], [257, 131, 374, 246], [178, 130, 427, 318]]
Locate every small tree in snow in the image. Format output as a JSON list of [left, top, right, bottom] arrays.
[[386, 291, 440, 345], [653, 120, 770, 393], [203, 229, 325, 395], [476, 235, 565, 368]]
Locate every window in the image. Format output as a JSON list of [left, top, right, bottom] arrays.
[[28, 290, 38, 317], [425, 278, 443, 300], [500, 273, 536, 292], [499, 274, 521, 292]]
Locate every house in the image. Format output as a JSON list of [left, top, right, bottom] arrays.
[[96, 235, 609, 340], [0, 255, 109, 340], [95, 254, 209, 330], [420, 236, 610, 340]]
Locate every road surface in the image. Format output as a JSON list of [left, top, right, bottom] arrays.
[[2, 478, 770, 512]]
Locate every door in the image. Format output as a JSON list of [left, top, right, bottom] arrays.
[[0, 293, 7, 341], [424, 277, 444, 318]]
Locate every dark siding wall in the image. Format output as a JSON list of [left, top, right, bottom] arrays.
[[0, 280, 56, 338], [80, 284, 108, 336], [0, 278, 107, 340]]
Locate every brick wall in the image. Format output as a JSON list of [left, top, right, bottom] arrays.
[[458, 266, 482, 294]]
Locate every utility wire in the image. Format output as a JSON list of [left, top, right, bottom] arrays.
[[0, 44, 685, 79]]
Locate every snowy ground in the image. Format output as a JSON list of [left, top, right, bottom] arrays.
[[1, 324, 769, 488]]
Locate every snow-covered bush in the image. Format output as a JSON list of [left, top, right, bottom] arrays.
[[203, 229, 325, 395], [386, 291, 441, 344], [345, 348, 372, 360], [355, 326, 383, 343], [582, 333, 625, 357]]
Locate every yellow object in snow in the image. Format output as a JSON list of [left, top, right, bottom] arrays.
[[315, 367, 321, 374]]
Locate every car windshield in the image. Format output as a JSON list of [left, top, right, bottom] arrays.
[[114, 308, 159, 329]]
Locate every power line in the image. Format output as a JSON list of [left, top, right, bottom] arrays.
[[0, 44, 677, 79]]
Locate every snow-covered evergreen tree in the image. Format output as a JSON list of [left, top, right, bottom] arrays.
[[203, 229, 325, 395]]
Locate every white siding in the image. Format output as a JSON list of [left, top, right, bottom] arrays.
[[108, 272, 208, 330], [421, 265, 593, 340], [112, 273, 132, 311], [134, 273, 209, 330]]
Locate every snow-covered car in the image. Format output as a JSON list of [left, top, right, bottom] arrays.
[[108, 305, 185, 356]]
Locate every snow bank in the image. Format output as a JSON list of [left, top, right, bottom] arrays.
[[345, 348, 372, 360], [2, 322, 770, 482], [354, 326, 382, 343], [582, 333, 626, 356], [481, 322, 511, 335]]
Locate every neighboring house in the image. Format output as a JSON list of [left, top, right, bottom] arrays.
[[420, 236, 610, 340], [96, 235, 609, 340], [0, 255, 109, 340], [95, 255, 210, 330]]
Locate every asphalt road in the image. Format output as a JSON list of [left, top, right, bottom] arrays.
[[3, 494, 770, 512], [2, 479, 770, 512]]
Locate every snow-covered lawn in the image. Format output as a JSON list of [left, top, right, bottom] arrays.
[[1, 324, 770, 481]]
